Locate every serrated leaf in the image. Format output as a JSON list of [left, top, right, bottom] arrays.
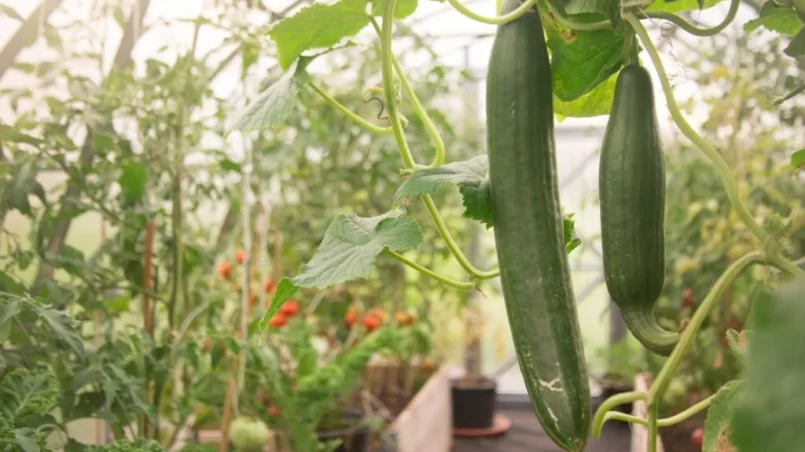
[[647, 0, 726, 13], [230, 59, 310, 132], [118, 161, 148, 205], [744, 1, 803, 35], [564, 213, 581, 253], [0, 124, 44, 146], [703, 380, 744, 452], [394, 156, 488, 201], [268, 0, 370, 71], [259, 277, 299, 330], [292, 211, 423, 288], [13, 429, 41, 452], [38, 305, 84, 356], [784, 28, 805, 57], [553, 70, 617, 118], [460, 180, 493, 228], [549, 30, 623, 101], [792, 149, 805, 170], [371, 0, 419, 18], [730, 279, 805, 452]]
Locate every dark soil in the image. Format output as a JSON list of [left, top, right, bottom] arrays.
[[452, 375, 496, 389]]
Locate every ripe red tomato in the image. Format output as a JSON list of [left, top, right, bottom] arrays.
[[269, 313, 287, 328], [369, 308, 387, 322], [235, 248, 245, 265], [691, 427, 704, 448], [263, 278, 276, 294], [363, 314, 382, 332], [280, 300, 299, 317], [268, 406, 281, 417], [217, 261, 232, 280]]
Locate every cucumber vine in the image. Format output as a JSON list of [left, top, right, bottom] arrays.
[[233, 0, 805, 450]]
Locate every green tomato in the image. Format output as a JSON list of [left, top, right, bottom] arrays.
[[663, 377, 688, 407], [229, 417, 270, 452]]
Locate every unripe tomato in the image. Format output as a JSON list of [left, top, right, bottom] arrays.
[[363, 314, 382, 332], [269, 313, 287, 328], [691, 427, 704, 448], [235, 248, 245, 264], [395, 311, 414, 326], [280, 300, 299, 317], [217, 261, 232, 280]]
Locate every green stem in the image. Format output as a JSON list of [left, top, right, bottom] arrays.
[[381, 0, 416, 169], [643, 0, 740, 37], [308, 81, 394, 135], [370, 17, 444, 166], [647, 251, 764, 403], [591, 391, 648, 438], [647, 402, 659, 452], [603, 392, 714, 427], [447, 0, 538, 25], [627, 13, 768, 244], [769, 253, 805, 278], [384, 249, 474, 289], [422, 196, 500, 279]]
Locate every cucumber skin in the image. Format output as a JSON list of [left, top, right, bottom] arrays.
[[599, 65, 678, 356], [486, 0, 591, 450]]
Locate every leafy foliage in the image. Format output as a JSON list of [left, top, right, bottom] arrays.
[[0, 368, 59, 451], [85, 439, 165, 452], [702, 379, 744, 452]]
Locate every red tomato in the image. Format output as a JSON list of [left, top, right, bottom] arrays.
[[681, 288, 694, 308], [363, 314, 382, 332], [235, 249, 245, 264], [691, 427, 704, 448], [263, 278, 276, 294], [217, 261, 232, 280], [344, 307, 357, 328], [280, 300, 299, 317], [369, 308, 387, 322], [269, 313, 287, 328], [268, 406, 281, 417]]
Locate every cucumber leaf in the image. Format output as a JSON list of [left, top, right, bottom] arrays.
[[744, 1, 803, 35], [784, 28, 805, 57], [268, 0, 371, 71], [647, 0, 726, 13], [459, 180, 494, 228], [730, 279, 805, 452], [702, 380, 744, 452], [230, 58, 310, 132], [554, 70, 617, 118], [791, 149, 805, 171], [394, 155, 488, 201]]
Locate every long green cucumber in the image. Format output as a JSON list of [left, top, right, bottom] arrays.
[[599, 64, 679, 356], [486, 0, 591, 450]]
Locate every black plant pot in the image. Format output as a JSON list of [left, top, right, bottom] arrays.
[[317, 410, 370, 452], [451, 376, 498, 430]]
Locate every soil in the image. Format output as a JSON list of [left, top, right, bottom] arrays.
[[451, 375, 496, 389], [658, 406, 706, 452]]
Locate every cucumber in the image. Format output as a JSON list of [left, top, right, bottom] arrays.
[[486, 1, 591, 450], [599, 64, 679, 356]]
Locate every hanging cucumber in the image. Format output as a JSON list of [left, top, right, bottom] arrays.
[[486, 0, 591, 450], [599, 64, 679, 356]]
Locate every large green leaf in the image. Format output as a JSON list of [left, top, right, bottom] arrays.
[[792, 149, 805, 171], [784, 28, 805, 57], [549, 30, 623, 102], [703, 380, 744, 452], [230, 59, 310, 133], [371, 0, 419, 18], [459, 180, 493, 228], [268, 0, 370, 71], [394, 156, 488, 201], [730, 279, 805, 451], [744, 1, 804, 35], [553, 70, 617, 118], [647, 0, 726, 13]]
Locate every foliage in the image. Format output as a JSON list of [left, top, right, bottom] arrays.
[[84, 439, 165, 452]]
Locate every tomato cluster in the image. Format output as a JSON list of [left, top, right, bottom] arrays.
[[343, 305, 416, 332]]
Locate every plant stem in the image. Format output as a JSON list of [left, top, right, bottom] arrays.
[[380, 0, 416, 169], [647, 402, 659, 452], [643, 0, 740, 37], [603, 392, 714, 427], [448, 0, 538, 25], [627, 13, 767, 244], [647, 252, 764, 403], [769, 253, 805, 278], [308, 81, 394, 135], [591, 391, 648, 437], [383, 249, 474, 289]]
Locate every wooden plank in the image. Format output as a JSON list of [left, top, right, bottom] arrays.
[[390, 365, 452, 452]]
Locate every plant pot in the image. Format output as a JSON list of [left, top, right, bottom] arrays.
[[600, 377, 635, 416], [316, 410, 370, 452], [450, 376, 497, 430]]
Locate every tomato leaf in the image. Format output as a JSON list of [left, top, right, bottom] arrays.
[[647, 0, 726, 13], [730, 279, 805, 452], [0, 124, 45, 147], [703, 380, 744, 452], [553, 70, 617, 118], [293, 211, 424, 288], [393, 155, 488, 201], [118, 161, 148, 205], [784, 28, 805, 57], [268, 0, 370, 71], [548, 30, 623, 102], [0, 4, 24, 21], [744, 1, 803, 35], [37, 303, 84, 356], [791, 149, 805, 170], [230, 58, 310, 132]]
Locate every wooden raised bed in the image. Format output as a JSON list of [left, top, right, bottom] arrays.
[[631, 373, 665, 452]]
